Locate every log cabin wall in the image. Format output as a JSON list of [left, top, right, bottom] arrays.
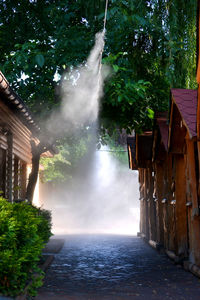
[[158, 90, 198, 264], [163, 154, 173, 251], [0, 70, 55, 204], [0, 97, 33, 202], [185, 137, 200, 265], [152, 115, 169, 248], [173, 153, 188, 258], [129, 97, 200, 269], [165, 154, 175, 252]]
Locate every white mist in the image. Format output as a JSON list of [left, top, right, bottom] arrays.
[[37, 31, 140, 235], [41, 145, 140, 236]]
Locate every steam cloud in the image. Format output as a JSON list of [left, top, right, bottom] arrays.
[[36, 31, 140, 235]]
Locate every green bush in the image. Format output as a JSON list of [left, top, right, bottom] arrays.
[[0, 197, 52, 297]]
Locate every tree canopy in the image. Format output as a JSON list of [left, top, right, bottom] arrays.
[[0, 0, 197, 133]]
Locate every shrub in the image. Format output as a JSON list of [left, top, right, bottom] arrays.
[[0, 197, 52, 297]]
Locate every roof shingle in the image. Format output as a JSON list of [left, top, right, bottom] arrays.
[[171, 89, 197, 138]]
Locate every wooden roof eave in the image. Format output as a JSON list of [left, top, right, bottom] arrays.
[[0, 71, 40, 135]]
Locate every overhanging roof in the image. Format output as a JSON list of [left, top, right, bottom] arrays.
[[0, 71, 57, 157], [171, 89, 197, 138], [0, 71, 40, 134]]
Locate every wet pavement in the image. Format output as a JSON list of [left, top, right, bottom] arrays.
[[35, 235, 200, 300]]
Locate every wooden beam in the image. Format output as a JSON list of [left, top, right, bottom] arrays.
[[7, 131, 13, 202], [174, 154, 188, 257], [186, 138, 200, 265]]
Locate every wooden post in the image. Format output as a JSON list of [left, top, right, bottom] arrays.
[[186, 138, 200, 265], [166, 154, 176, 252], [20, 162, 27, 199], [144, 168, 149, 240], [7, 131, 13, 203], [139, 168, 144, 235], [154, 162, 164, 245], [174, 154, 188, 257], [162, 157, 169, 249], [148, 166, 157, 241], [14, 156, 19, 200], [0, 148, 6, 197]]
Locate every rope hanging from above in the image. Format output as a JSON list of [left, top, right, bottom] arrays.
[[97, 0, 109, 77], [103, 0, 109, 32]]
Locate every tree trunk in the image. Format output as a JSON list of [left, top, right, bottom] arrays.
[[26, 141, 42, 203]]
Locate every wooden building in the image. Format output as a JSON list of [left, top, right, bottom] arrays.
[[127, 1, 200, 277], [128, 87, 200, 275], [0, 71, 52, 203]]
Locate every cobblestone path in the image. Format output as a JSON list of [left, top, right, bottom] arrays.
[[35, 235, 200, 300]]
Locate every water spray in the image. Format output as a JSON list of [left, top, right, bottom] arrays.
[[96, 0, 109, 115]]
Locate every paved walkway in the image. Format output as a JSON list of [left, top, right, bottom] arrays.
[[35, 235, 200, 300]]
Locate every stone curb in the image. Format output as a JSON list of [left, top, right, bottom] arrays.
[[183, 261, 200, 278], [148, 239, 162, 251]]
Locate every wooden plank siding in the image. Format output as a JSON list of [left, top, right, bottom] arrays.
[[0, 95, 34, 201], [128, 89, 200, 270], [185, 137, 200, 265], [0, 100, 33, 163], [174, 154, 188, 257]]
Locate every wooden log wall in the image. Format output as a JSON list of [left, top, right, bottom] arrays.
[[185, 137, 200, 265], [139, 128, 200, 271], [0, 100, 32, 163], [0, 98, 33, 201]]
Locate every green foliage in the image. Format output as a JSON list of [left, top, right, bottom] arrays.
[[0, 0, 197, 131], [0, 197, 52, 297], [40, 145, 72, 184], [40, 134, 92, 184], [147, 108, 154, 120], [102, 133, 129, 166], [27, 274, 44, 297], [100, 0, 197, 133]]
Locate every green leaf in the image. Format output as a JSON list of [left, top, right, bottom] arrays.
[[35, 54, 45, 68], [147, 108, 154, 120], [113, 64, 119, 72]]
